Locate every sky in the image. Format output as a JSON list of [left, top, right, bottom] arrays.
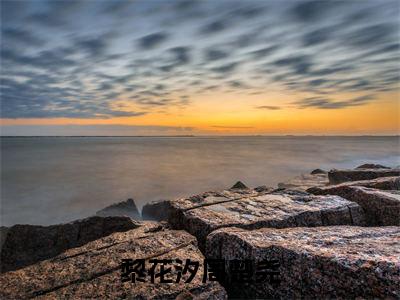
[[1, 0, 399, 136]]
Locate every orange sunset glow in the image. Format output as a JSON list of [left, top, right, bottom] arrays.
[[1, 0, 399, 136]]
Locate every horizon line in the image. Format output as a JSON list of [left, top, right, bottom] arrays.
[[1, 135, 399, 138]]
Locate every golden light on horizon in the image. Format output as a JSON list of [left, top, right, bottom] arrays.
[[2, 90, 399, 135]]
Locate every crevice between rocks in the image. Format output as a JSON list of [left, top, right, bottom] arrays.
[[184, 197, 244, 212], [53, 231, 170, 262], [347, 205, 355, 225]]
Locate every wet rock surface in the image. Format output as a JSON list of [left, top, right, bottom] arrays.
[[142, 199, 173, 221], [0, 216, 140, 273], [253, 185, 273, 193], [328, 168, 400, 184], [96, 198, 140, 219], [230, 181, 248, 189], [0, 222, 227, 300], [308, 185, 400, 225], [277, 173, 328, 191], [356, 163, 390, 169], [206, 226, 400, 299], [167, 189, 364, 247], [310, 168, 327, 174], [0, 226, 9, 251], [308, 176, 400, 192]]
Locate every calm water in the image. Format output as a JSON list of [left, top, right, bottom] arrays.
[[1, 136, 399, 226]]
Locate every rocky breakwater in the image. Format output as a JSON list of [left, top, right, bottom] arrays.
[[277, 169, 329, 191], [206, 226, 400, 299], [277, 164, 400, 191], [198, 164, 399, 298], [1, 162, 399, 299], [0, 221, 227, 299], [307, 178, 400, 226], [328, 165, 400, 184], [0, 216, 140, 273], [96, 198, 141, 219], [142, 164, 398, 298], [158, 184, 365, 249]]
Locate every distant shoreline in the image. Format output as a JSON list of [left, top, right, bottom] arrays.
[[0, 135, 399, 138]]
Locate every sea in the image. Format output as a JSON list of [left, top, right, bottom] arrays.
[[1, 136, 399, 226]]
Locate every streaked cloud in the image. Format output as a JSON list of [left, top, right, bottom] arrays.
[[293, 95, 376, 109], [137, 32, 169, 49], [0, 0, 399, 121], [256, 105, 282, 110]]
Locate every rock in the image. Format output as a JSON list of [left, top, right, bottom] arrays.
[[230, 181, 248, 189], [253, 185, 273, 193], [167, 189, 365, 248], [272, 188, 310, 196], [310, 168, 327, 174], [96, 198, 140, 219], [0, 222, 227, 299], [206, 226, 400, 299], [356, 163, 390, 169], [277, 173, 328, 191], [307, 185, 400, 225], [308, 176, 400, 192], [0, 226, 9, 252], [328, 168, 400, 184], [0, 216, 140, 273], [142, 199, 173, 221], [376, 205, 400, 226]]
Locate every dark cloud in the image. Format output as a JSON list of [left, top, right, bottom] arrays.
[[28, 12, 67, 27], [232, 32, 260, 49], [136, 99, 172, 106], [102, 0, 135, 14], [0, 0, 27, 22], [203, 85, 219, 91], [97, 82, 113, 91], [347, 23, 396, 48], [273, 55, 312, 75], [136, 96, 189, 107], [2, 27, 45, 46], [138, 32, 169, 49], [229, 80, 248, 89], [291, 0, 336, 22], [156, 46, 192, 73], [174, 0, 201, 11], [200, 19, 228, 35], [159, 65, 175, 72], [212, 62, 238, 73], [294, 95, 375, 109], [302, 28, 330, 47], [308, 79, 328, 87], [248, 46, 278, 59], [169, 46, 191, 65], [363, 43, 400, 57], [27, 0, 83, 27], [346, 80, 371, 90], [204, 48, 229, 61], [0, 77, 147, 119], [1, 47, 76, 70], [47, 0, 83, 13], [75, 37, 108, 57], [311, 65, 354, 76], [229, 5, 266, 19], [256, 105, 281, 110]]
